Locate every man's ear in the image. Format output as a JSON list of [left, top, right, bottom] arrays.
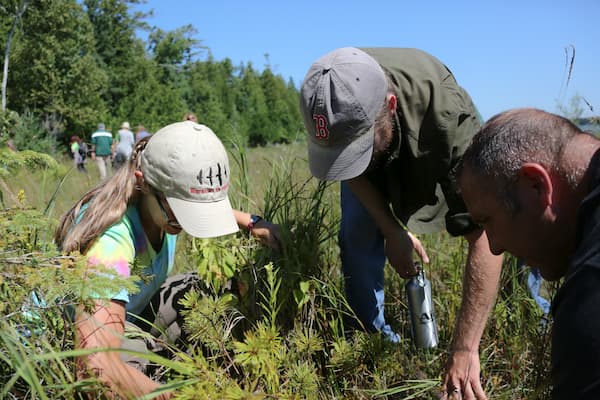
[[518, 163, 553, 207], [134, 169, 145, 188], [387, 94, 397, 113]]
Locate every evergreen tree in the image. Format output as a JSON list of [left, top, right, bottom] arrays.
[[7, 0, 107, 137], [117, 60, 185, 132], [261, 67, 302, 143], [285, 78, 303, 139], [185, 56, 238, 141], [1, 0, 303, 150], [147, 24, 202, 86], [237, 63, 272, 146], [83, 0, 147, 116]]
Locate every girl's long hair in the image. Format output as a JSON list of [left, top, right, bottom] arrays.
[[55, 138, 150, 254]]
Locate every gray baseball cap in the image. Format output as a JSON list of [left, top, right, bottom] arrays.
[[141, 121, 238, 238], [300, 47, 388, 181]]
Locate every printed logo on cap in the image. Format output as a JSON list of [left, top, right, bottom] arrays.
[[191, 163, 229, 195], [312, 114, 329, 140]]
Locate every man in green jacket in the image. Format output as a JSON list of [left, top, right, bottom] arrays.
[[300, 47, 503, 399], [91, 122, 113, 180]]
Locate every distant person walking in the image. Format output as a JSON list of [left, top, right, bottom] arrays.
[[136, 124, 151, 142], [91, 123, 113, 180], [79, 140, 89, 171], [113, 121, 135, 169], [70, 135, 87, 172]]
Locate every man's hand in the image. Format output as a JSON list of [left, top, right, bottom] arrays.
[[344, 176, 429, 275], [440, 229, 502, 400], [384, 228, 430, 278], [441, 350, 486, 400]]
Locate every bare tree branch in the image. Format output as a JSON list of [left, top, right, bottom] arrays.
[[2, 0, 29, 112]]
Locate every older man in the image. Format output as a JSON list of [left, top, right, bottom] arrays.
[[458, 108, 600, 399]]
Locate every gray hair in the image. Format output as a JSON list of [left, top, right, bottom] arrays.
[[459, 108, 582, 212]]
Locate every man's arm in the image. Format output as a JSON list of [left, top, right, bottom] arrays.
[[346, 176, 429, 277], [442, 228, 503, 400]]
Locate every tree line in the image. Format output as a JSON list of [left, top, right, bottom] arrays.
[[0, 0, 304, 154]]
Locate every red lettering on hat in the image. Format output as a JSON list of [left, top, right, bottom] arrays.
[[190, 183, 229, 194], [313, 115, 329, 139]]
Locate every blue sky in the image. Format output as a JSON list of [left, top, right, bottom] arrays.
[[135, 0, 599, 120]]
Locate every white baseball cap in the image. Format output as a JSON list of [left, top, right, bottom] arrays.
[[140, 121, 238, 238]]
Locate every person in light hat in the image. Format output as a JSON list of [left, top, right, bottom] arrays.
[[55, 121, 279, 399], [300, 47, 503, 399], [113, 121, 136, 169]]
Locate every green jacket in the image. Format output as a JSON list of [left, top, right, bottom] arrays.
[[91, 129, 113, 157], [362, 48, 480, 236]]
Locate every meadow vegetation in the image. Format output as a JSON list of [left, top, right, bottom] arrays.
[[0, 3, 587, 397], [0, 142, 554, 399]]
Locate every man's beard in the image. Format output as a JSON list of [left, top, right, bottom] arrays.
[[366, 122, 395, 172]]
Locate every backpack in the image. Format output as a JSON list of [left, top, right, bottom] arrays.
[[78, 142, 88, 157]]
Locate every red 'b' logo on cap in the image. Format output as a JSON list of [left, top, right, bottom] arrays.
[[312, 115, 329, 139]]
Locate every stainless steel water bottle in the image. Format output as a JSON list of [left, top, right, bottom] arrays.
[[405, 264, 438, 348]]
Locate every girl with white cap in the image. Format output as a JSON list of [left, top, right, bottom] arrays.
[[55, 121, 279, 399]]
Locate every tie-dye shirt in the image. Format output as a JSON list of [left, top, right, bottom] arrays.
[[85, 206, 177, 316]]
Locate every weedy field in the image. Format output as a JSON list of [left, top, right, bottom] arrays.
[[0, 142, 553, 399]]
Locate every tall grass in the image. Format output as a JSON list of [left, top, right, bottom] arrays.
[[0, 143, 553, 399]]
